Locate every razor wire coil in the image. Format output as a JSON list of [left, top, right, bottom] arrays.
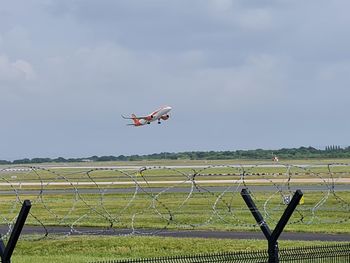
[[0, 163, 349, 240]]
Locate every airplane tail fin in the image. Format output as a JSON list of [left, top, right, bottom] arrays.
[[131, 114, 141, 126]]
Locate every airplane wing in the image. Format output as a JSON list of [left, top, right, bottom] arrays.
[[121, 115, 151, 120]]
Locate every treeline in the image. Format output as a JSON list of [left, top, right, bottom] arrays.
[[1, 146, 350, 165]]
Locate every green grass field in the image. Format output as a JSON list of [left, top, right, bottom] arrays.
[[0, 190, 349, 233], [11, 235, 348, 263]]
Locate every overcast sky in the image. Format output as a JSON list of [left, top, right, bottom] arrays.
[[1, 0, 350, 160]]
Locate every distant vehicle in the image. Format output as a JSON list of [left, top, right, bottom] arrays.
[[122, 106, 172, 126], [272, 156, 279, 162]]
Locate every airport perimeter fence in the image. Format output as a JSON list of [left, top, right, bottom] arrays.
[[91, 243, 350, 263]]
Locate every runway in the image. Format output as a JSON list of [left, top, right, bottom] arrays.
[[4, 225, 349, 241], [1, 178, 350, 187], [3, 163, 348, 171], [1, 184, 349, 195]]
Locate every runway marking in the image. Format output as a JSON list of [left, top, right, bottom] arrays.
[[2, 178, 350, 186]]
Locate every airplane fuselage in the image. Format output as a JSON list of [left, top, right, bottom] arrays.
[[138, 106, 172, 125], [123, 106, 172, 126]]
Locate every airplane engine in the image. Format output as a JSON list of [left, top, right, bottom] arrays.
[[161, 114, 169, 120], [146, 115, 153, 121]]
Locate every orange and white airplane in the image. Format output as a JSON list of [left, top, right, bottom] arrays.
[[122, 106, 172, 126]]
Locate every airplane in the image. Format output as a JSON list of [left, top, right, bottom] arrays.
[[122, 106, 172, 126]]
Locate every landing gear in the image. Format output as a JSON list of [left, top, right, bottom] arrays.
[[158, 119, 161, 124]]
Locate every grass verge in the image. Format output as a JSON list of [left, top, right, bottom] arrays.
[[12, 235, 347, 263]]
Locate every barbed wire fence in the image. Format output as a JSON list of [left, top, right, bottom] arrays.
[[0, 163, 349, 241]]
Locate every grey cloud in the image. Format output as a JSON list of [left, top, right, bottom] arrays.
[[1, 0, 350, 159], [44, 1, 280, 52], [0, 55, 36, 88]]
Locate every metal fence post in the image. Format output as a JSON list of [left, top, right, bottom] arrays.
[[268, 240, 279, 263], [241, 189, 303, 263], [0, 200, 31, 263]]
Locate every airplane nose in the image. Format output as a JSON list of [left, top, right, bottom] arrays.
[[166, 106, 172, 110]]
